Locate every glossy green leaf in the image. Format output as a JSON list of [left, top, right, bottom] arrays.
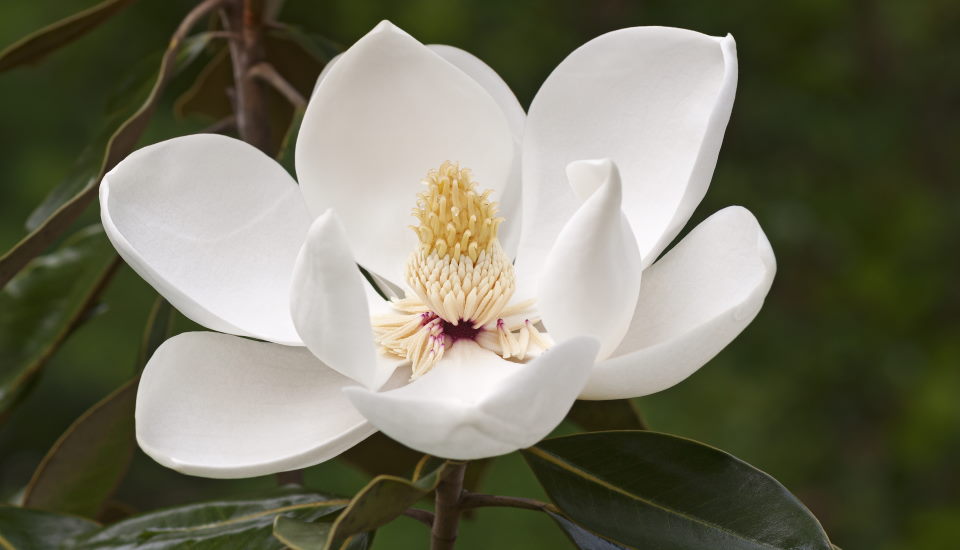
[[0, 226, 118, 420], [0, 0, 136, 73], [273, 516, 373, 550], [0, 507, 100, 549], [547, 511, 633, 550], [22, 378, 137, 518], [73, 492, 347, 549], [566, 399, 648, 431], [323, 458, 452, 549], [524, 431, 833, 550]]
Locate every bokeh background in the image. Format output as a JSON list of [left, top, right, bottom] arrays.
[[1, 1, 958, 548]]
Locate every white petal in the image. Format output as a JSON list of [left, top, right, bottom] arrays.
[[427, 44, 525, 140], [344, 338, 598, 460], [537, 160, 642, 360], [136, 332, 374, 478], [296, 21, 516, 285], [518, 27, 737, 289], [290, 211, 397, 390], [100, 134, 310, 345], [581, 206, 775, 399]]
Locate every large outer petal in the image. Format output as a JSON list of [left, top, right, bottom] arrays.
[[100, 134, 310, 345], [136, 332, 375, 478], [581, 207, 775, 400], [290, 211, 398, 390], [344, 338, 598, 459], [518, 26, 737, 292], [296, 21, 516, 285], [537, 160, 642, 360]]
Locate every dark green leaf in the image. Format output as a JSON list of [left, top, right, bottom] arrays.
[[25, 32, 216, 232], [0, 507, 100, 549], [0, 0, 136, 73], [73, 492, 347, 549], [566, 399, 648, 431], [323, 458, 453, 549], [137, 297, 176, 370], [277, 108, 305, 174], [547, 511, 633, 550], [337, 432, 424, 479], [22, 378, 137, 518], [273, 516, 374, 550], [0, 226, 118, 421], [524, 431, 833, 550]]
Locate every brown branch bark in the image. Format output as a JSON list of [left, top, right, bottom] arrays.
[[221, 0, 270, 152], [431, 462, 467, 550]]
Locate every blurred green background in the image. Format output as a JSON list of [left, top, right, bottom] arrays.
[[1, 0, 958, 548]]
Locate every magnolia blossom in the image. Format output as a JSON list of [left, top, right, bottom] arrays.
[[99, 21, 775, 478]]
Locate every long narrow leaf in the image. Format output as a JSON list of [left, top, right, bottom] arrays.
[[0, 0, 136, 72]]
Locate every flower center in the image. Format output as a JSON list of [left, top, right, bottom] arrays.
[[371, 162, 547, 379]]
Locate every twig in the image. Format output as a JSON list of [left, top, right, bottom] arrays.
[[249, 61, 306, 110], [431, 462, 467, 550], [403, 508, 435, 527]]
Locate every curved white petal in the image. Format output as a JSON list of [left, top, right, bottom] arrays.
[[136, 332, 375, 478], [427, 44, 525, 140], [537, 160, 642, 360], [518, 27, 737, 290], [581, 206, 775, 399], [344, 338, 598, 459], [290, 211, 397, 390], [296, 21, 516, 285], [100, 134, 310, 345]]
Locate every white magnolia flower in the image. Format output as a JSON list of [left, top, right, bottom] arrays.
[[99, 21, 775, 478]]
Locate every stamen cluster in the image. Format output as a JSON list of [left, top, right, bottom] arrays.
[[371, 162, 546, 379]]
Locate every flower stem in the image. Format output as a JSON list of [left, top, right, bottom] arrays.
[[431, 462, 467, 550]]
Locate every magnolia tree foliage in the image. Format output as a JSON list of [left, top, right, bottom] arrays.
[[0, 1, 835, 549]]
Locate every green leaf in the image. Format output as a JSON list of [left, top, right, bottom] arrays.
[[0, 507, 100, 549], [323, 458, 453, 549], [137, 297, 176, 370], [523, 431, 833, 550], [566, 399, 648, 431], [25, 31, 216, 232], [547, 511, 633, 550], [273, 516, 374, 550], [0, 13, 218, 289], [337, 432, 425, 479], [21, 378, 137, 518], [0, 226, 118, 421], [0, 0, 136, 73], [277, 108, 305, 174], [73, 492, 347, 549]]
